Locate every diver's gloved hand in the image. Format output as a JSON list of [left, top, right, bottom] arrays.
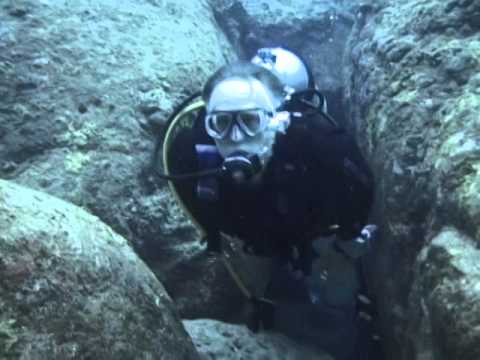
[[360, 224, 378, 243], [335, 224, 378, 259]]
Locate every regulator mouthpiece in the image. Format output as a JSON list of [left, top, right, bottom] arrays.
[[222, 152, 262, 183]]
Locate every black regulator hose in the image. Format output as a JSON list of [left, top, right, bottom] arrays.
[[289, 88, 339, 128], [317, 108, 340, 128]]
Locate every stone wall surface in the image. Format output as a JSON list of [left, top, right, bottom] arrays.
[[0, 0, 233, 254], [344, 0, 480, 358], [184, 319, 334, 360], [410, 228, 480, 360], [0, 179, 200, 360], [0, 0, 247, 320]]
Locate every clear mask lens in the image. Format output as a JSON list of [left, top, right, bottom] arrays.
[[212, 113, 232, 134], [237, 110, 264, 136], [206, 109, 270, 139]]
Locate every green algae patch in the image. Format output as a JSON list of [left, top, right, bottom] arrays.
[[64, 152, 91, 173]]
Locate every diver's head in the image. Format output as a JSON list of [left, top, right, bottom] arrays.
[[203, 63, 290, 182], [251, 47, 327, 113]]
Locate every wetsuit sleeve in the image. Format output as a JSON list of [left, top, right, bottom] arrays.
[[308, 118, 374, 240], [339, 134, 374, 239], [191, 110, 223, 251], [167, 112, 222, 251]]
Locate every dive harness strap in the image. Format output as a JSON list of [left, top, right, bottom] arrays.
[[284, 88, 339, 128], [223, 254, 276, 332], [213, 236, 276, 332]]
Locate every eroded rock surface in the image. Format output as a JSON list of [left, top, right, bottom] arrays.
[[151, 238, 272, 322], [344, 0, 480, 358], [0, 0, 234, 254], [0, 179, 199, 360], [184, 319, 333, 360], [410, 228, 480, 360], [0, 0, 243, 321]]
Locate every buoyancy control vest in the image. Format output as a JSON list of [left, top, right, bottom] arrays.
[[154, 94, 373, 256]]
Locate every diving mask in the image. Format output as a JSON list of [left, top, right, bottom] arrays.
[[205, 108, 274, 141]]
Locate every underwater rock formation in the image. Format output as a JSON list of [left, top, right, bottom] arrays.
[[344, 0, 480, 358], [3, 0, 478, 358], [0, 0, 234, 253], [0, 0, 244, 321], [410, 228, 480, 360], [0, 179, 199, 359], [184, 319, 333, 360], [150, 237, 272, 322]]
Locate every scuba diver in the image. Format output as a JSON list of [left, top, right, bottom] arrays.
[[153, 47, 384, 360]]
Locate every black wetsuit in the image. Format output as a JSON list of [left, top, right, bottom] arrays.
[[167, 104, 379, 360], [168, 106, 374, 273]]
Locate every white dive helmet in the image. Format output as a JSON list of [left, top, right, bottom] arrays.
[[251, 47, 310, 93]]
